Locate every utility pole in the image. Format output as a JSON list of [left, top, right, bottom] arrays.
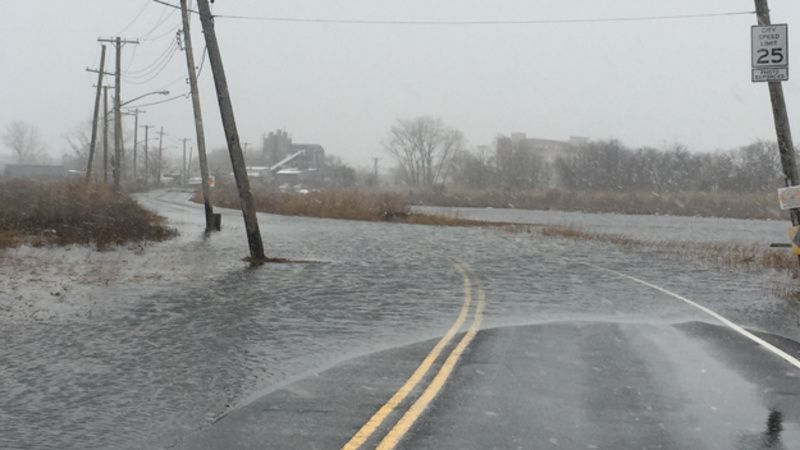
[[197, 0, 265, 259], [373, 157, 381, 183], [188, 145, 194, 177], [86, 45, 106, 183], [103, 86, 110, 183], [129, 109, 144, 180], [157, 127, 166, 187], [180, 0, 216, 231], [755, 0, 800, 226], [98, 37, 138, 190], [141, 125, 154, 187], [180, 138, 190, 184]]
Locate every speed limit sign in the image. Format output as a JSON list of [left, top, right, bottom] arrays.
[[752, 24, 788, 82]]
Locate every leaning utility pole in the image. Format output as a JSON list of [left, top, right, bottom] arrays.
[[180, 0, 215, 231], [98, 37, 139, 190], [86, 45, 106, 183], [157, 127, 166, 187], [755, 0, 800, 226], [197, 0, 265, 259], [141, 125, 153, 186], [103, 86, 110, 183]]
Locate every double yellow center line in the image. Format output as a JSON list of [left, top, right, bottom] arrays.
[[343, 260, 486, 450]]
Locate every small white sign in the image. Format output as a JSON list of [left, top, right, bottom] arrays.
[[777, 185, 800, 210], [752, 24, 789, 82]]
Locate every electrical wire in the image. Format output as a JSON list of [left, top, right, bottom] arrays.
[[212, 10, 755, 25], [126, 44, 139, 72], [151, 0, 753, 25], [195, 45, 207, 78], [123, 47, 180, 85], [142, 23, 181, 43], [139, 6, 173, 40], [117, 0, 151, 35], [125, 40, 178, 77], [126, 92, 190, 108]]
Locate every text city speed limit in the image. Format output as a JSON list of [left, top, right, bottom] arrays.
[[752, 24, 788, 82]]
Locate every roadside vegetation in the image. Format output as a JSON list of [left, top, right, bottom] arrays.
[[198, 186, 510, 227], [0, 180, 176, 249], [409, 189, 784, 220]]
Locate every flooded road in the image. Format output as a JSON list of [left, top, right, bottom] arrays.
[[2, 191, 799, 449]]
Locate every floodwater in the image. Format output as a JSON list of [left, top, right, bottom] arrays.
[[415, 205, 789, 244], [1, 191, 798, 449]]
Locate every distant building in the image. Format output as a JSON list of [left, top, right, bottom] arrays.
[[496, 133, 588, 164], [3, 164, 67, 181], [496, 133, 589, 187], [262, 130, 324, 171], [251, 130, 327, 186]]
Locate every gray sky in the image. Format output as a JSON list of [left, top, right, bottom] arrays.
[[2, 0, 799, 168]]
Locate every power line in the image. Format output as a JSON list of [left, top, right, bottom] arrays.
[[123, 48, 180, 85], [142, 23, 181, 42], [212, 10, 754, 25], [124, 40, 178, 79], [139, 6, 174, 40], [196, 45, 207, 78], [117, 1, 151, 35], [126, 92, 189, 108], [151, 1, 754, 26]]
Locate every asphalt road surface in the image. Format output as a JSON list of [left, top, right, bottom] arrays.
[[178, 259, 800, 450], [3, 190, 800, 449]]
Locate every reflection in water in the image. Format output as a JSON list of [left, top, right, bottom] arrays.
[[736, 409, 785, 450], [765, 410, 784, 447]]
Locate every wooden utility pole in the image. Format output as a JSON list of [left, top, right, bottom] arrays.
[[130, 109, 144, 180], [197, 0, 265, 259], [180, 138, 190, 184], [157, 127, 166, 186], [86, 45, 106, 183], [98, 37, 138, 190], [188, 145, 194, 178], [103, 86, 110, 183], [180, 0, 216, 231], [755, 0, 800, 226], [141, 125, 153, 186]]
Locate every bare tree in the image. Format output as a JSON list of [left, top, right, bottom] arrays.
[[2, 121, 46, 164], [384, 116, 464, 187], [63, 125, 92, 171]]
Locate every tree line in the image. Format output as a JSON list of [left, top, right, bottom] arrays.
[[449, 139, 785, 192], [384, 117, 786, 192]]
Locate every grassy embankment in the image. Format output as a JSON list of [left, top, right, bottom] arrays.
[[196, 187, 513, 227], [0, 180, 176, 249], [409, 189, 785, 220]]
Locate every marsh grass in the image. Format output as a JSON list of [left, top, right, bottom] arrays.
[[410, 189, 785, 220], [200, 187, 506, 227], [0, 180, 176, 249]]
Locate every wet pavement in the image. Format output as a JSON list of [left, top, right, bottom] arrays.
[[179, 322, 800, 450], [2, 190, 800, 449]]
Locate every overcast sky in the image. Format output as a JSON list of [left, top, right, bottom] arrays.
[[2, 0, 799, 169]]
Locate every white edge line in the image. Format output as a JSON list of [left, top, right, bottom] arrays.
[[581, 262, 800, 371]]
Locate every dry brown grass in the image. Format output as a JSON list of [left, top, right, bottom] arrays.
[[0, 180, 176, 249], [411, 189, 785, 220], [539, 224, 800, 274], [198, 187, 513, 228]]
